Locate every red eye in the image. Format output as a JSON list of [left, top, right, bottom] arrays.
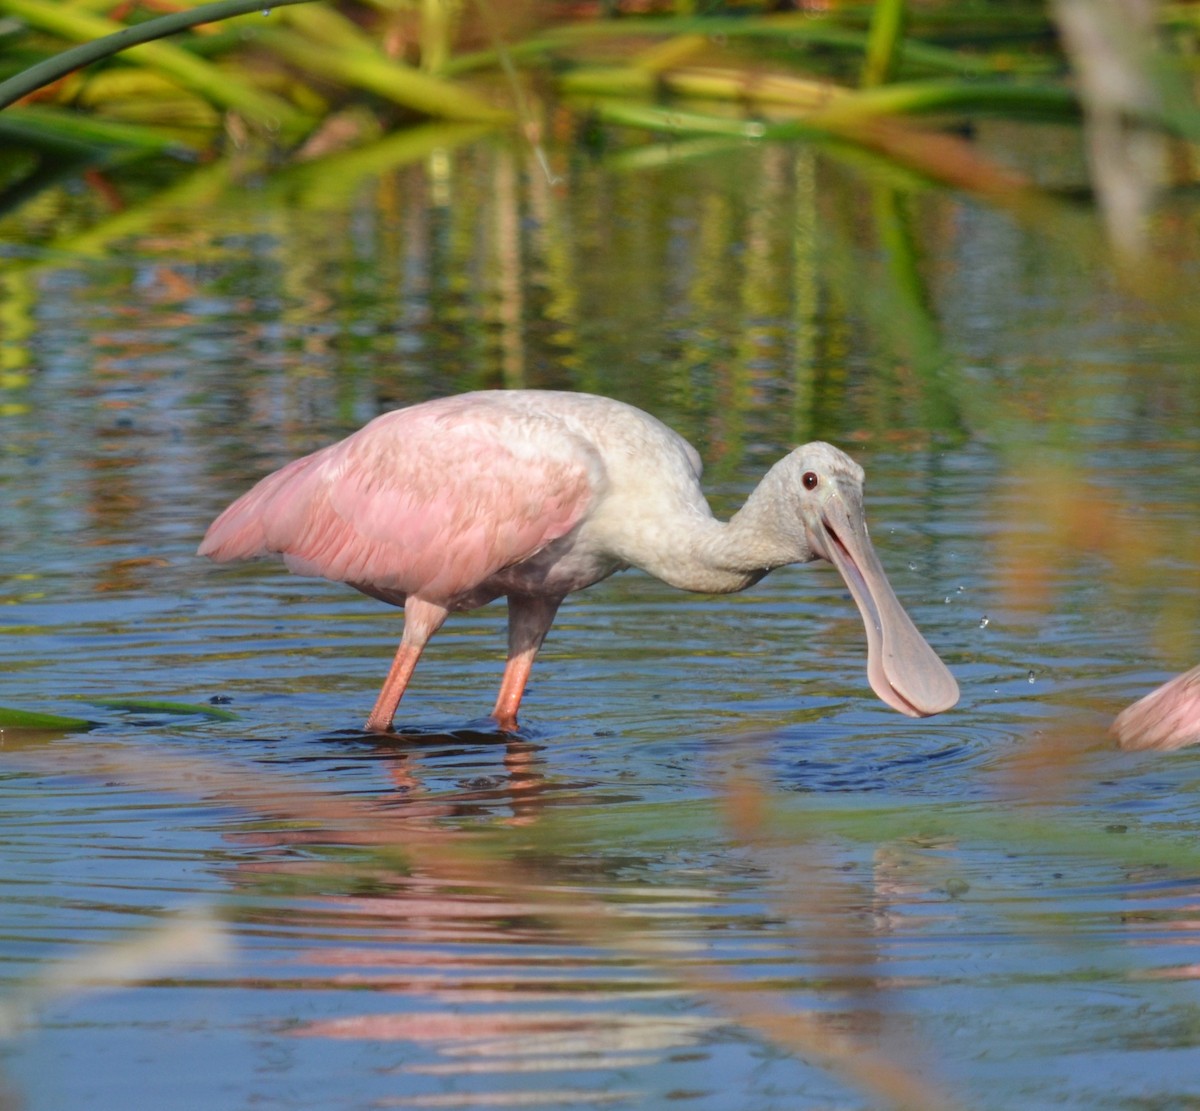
[[802, 471, 819, 491]]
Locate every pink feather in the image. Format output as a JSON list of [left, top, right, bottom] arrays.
[[1112, 665, 1200, 751], [199, 394, 597, 606]]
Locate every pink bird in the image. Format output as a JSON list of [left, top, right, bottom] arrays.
[[199, 390, 959, 733], [1112, 665, 1200, 751]]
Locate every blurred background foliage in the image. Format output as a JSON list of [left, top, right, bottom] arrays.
[[1, 0, 1198, 260]]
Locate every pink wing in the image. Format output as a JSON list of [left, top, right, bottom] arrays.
[[198, 396, 600, 603], [1112, 665, 1200, 752]]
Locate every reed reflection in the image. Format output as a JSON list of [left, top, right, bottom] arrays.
[[1, 729, 963, 1109]]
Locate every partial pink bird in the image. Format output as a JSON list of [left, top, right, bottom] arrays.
[[199, 390, 959, 733], [1112, 665, 1200, 751]]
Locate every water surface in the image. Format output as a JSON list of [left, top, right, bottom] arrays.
[[1, 131, 1199, 1110]]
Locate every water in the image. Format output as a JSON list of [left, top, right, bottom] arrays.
[[2, 133, 1200, 1110]]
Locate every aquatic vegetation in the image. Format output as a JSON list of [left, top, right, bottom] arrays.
[[1, 0, 1197, 249], [0, 704, 93, 731]]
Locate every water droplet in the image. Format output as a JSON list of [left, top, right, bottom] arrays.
[[978, 616, 989, 628], [1027, 669, 1036, 683]]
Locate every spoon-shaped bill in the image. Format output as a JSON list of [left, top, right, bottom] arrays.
[[817, 495, 959, 717]]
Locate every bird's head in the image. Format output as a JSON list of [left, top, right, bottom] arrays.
[[783, 443, 959, 718]]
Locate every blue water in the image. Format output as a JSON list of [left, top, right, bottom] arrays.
[[2, 135, 1199, 1110]]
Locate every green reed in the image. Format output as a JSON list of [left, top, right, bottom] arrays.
[[1, 0, 1194, 222]]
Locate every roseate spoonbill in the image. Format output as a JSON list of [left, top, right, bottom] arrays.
[[1112, 665, 1200, 751], [199, 390, 958, 733]]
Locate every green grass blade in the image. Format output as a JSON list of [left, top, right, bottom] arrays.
[[587, 100, 774, 139], [543, 15, 1003, 78], [275, 2, 378, 54], [816, 78, 1081, 124], [586, 76, 1080, 127], [0, 0, 313, 133], [862, 0, 907, 87], [0, 706, 94, 731], [558, 66, 657, 99], [0, 103, 201, 156], [91, 698, 240, 722], [257, 28, 510, 122]]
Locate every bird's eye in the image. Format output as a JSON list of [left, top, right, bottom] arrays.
[[802, 471, 819, 491]]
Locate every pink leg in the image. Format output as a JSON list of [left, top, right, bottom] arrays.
[[492, 595, 562, 732], [365, 596, 448, 734]]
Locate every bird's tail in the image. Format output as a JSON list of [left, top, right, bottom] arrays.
[[197, 455, 315, 563]]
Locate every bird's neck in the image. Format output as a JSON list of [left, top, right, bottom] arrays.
[[635, 463, 812, 594]]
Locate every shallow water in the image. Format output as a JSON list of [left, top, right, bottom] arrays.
[[1, 132, 1200, 1109]]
